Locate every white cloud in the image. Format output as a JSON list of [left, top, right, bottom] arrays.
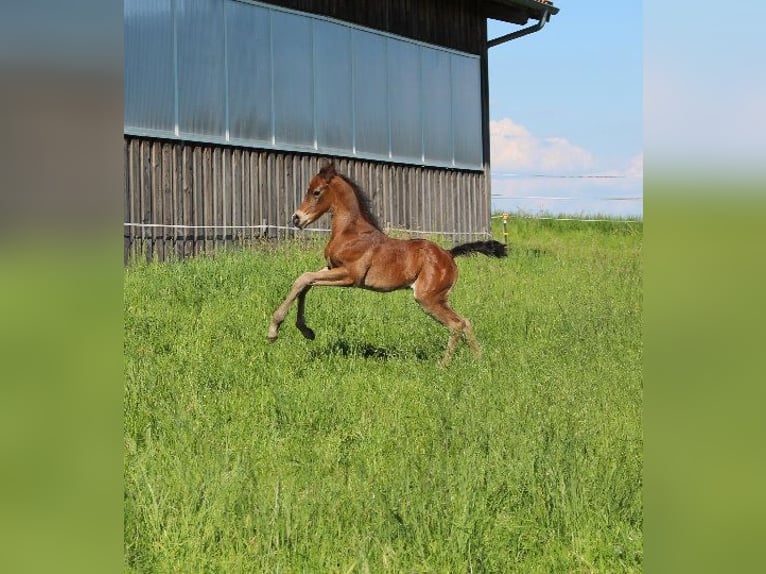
[[490, 118, 594, 174], [626, 153, 643, 178]]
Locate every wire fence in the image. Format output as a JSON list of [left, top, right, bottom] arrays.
[[491, 193, 643, 224]]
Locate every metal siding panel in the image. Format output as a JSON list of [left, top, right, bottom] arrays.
[[124, 1, 484, 172], [176, 0, 226, 137], [124, 0, 175, 133], [225, 1, 272, 142], [272, 11, 314, 148], [421, 47, 452, 165], [387, 39, 421, 163], [352, 30, 388, 157], [314, 20, 353, 151], [451, 53, 483, 168]]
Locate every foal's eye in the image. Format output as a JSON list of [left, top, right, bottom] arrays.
[[312, 189, 322, 197]]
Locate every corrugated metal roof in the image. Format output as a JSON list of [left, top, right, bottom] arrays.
[[486, 0, 559, 26]]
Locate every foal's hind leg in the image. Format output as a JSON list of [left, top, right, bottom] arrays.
[[415, 293, 480, 366]]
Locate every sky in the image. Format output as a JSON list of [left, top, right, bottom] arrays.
[[487, 1, 643, 217]]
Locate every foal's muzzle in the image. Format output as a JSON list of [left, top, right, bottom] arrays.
[[292, 212, 304, 229]]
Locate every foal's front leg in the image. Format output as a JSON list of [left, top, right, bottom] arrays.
[[267, 267, 353, 342]]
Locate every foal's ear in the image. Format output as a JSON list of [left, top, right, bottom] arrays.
[[319, 161, 336, 181]]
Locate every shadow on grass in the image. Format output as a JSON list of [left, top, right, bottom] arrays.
[[506, 244, 551, 258], [309, 339, 434, 362]]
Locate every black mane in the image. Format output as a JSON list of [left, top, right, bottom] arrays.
[[339, 174, 382, 231]]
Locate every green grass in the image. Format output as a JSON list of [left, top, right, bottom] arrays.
[[124, 216, 642, 572]]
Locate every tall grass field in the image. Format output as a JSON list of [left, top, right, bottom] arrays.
[[124, 216, 642, 572]]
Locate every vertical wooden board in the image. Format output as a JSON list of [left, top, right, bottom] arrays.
[[150, 142, 162, 260], [467, 173, 473, 239], [430, 169, 438, 238], [173, 143, 183, 257], [463, 172, 469, 237], [365, 162, 374, 216], [395, 165, 404, 229], [217, 147, 226, 247], [483, 170, 489, 231], [409, 167, 417, 232], [443, 170, 454, 239], [369, 162, 376, 213], [123, 139, 131, 263], [129, 138, 140, 259], [299, 154, 309, 206], [258, 152, 267, 238], [222, 147, 230, 245], [275, 154, 285, 238], [238, 148, 248, 243], [262, 152, 269, 238], [245, 150, 253, 242], [229, 148, 237, 242], [464, 173, 471, 239], [469, 173, 476, 238], [161, 142, 173, 259], [140, 140, 152, 260], [171, 144, 180, 258], [384, 164, 392, 229], [473, 173, 481, 238], [285, 154, 293, 239], [402, 166, 410, 231], [418, 168, 424, 235], [139, 140, 149, 257], [454, 172, 461, 241], [295, 155, 305, 233], [123, 139, 130, 232], [182, 145, 193, 258], [253, 150, 261, 241], [285, 154, 293, 236], [266, 153, 275, 238], [455, 171, 462, 242], [471, 173, 477, 238], [202, 146, 213, 252], [271, 152, 278, 237], [359, 162, 369, 217], [434, 169, 442, 236], [423, 168, 432, 234], [227, 147, 235, 243], [388, 165, 397, 229], [248, 151, 256, 240], [212, 147, 222, 248], [406, 166, 414, 233], [399, 166, 412, 229], [427, 169, 434, 235], [456, 172, 463, 240], [192, 145, 202, 255], [244, 150, 252, 241]]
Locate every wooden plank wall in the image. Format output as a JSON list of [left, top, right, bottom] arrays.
[[124, 136, 490, 263]]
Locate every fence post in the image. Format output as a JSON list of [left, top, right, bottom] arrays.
[[502, 212, 509, 245]]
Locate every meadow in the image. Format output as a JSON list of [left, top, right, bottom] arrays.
[[124, 216, 642, 572]]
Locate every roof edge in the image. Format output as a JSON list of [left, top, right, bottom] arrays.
[[485, 0, 559, 26]]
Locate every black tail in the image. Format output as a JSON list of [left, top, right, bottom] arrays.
[[449, 240, 507, 258]]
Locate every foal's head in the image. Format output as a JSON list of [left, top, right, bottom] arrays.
[[292, 162, 338, 229]]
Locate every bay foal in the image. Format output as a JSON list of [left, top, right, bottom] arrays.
[[268, 162, 507, 365]]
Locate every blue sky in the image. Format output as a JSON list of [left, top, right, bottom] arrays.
[[487, 1, 643, 217]]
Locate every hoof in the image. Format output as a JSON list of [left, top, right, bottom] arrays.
[[267, 334, 278, 343], [297, 325, 316, 340]]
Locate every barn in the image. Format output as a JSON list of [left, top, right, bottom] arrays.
[[124, 0, 559, 262]]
